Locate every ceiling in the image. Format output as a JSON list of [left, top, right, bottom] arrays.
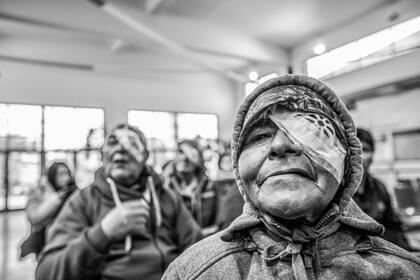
[[150, 0, 391, 47], [0, 0, 411, 80]]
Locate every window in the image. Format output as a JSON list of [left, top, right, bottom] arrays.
[[128, 111, 176, 150], [177, 113, 218, 140], [8, 152, 41, 210], [0, 103, 105, 211], [128, 110, 219, 175], [45, 106, 104, 150], [394, 179, 420, 216], [307, 15, 420, 79], [0, 104, 42, 150], [394, 130, 420, 160]]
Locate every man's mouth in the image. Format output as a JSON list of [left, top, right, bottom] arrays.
[[257, 168, 315, 186], [112, 154, 130, 165]]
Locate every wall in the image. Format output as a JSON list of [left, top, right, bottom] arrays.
[[0, 62, 239, 141]]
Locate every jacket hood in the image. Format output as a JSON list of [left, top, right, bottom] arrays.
[[231, 75, 364, 216]]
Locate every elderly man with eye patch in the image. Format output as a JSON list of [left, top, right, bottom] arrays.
[[162, 75, 420, 280], [35, 124, 202, 280]]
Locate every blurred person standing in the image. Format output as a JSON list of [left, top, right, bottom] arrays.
[[166, 140, 218, 234], [354, 127, 412, 250], [35, 124, 201, 280], [20, 162, 77, 258], [214, 152, 244, 230]]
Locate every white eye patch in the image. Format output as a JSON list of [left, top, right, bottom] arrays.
[[114, 128, 146, 163], [179, 144, 201, 166], [269, 111, 346, 183]]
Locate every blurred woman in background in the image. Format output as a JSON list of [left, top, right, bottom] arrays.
[[165, 140, 218, 235], [20, 161, 78, 258]]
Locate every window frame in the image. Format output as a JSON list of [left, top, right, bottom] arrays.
[[127, 109, 220, 172], [0, 102, 105, 211]]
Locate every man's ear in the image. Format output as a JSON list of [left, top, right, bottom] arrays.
[[144, 149, 149, 162]]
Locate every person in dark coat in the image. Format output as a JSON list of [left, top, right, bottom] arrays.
[[21, 162, 77, 258], [165, 140, 218, 235], [35, 124, 201, 280], [354, 127, 412, 250]]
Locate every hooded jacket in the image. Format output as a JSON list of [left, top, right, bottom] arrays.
[[162, 75, 420, 280], [166, 161, 217, 229], [36, 166, 202, 280]]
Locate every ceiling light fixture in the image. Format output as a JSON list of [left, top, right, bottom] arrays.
[[313, 43, 326, 55], [248, 71, 259, 81]]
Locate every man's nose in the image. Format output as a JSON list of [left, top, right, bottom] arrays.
[[114, 141, 126, 153], [268, 129, 301, 160], [177, 152, 187, 160]]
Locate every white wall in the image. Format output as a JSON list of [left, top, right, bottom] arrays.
[[0, 62, 240, 141]]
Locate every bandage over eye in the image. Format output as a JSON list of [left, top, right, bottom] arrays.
[[180, 144, 201, 167], [269, 111, 346, 183], [114, 129, 146, 163]]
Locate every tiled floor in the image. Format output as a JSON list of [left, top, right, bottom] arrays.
[[0, 211, 36, 280]]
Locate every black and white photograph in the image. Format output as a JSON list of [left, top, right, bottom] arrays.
[[1, 0, 420, 279]]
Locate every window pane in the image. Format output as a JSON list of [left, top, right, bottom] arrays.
[[0, 104, 42, 150], [0, 104, 7, 150], [395, 179, 420, 215], [177, 113, 218, 140], [128, 111, 176, 150], [8, 152, 41, 210], [76, 150, 102, 188], [0, 153, 5, 210], [394, 131, 420, 160], [44, 106, 104, 150]]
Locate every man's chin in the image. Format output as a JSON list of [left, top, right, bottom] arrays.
[[110, 170, 136, 186]]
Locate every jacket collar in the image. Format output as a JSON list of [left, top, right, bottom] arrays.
[[93, 166, 163, 202], [221, 199, 384, 243]]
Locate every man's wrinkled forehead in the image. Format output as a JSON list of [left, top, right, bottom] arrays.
[[106, 126, 144, 149]]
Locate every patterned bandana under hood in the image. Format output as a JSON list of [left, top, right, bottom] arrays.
[[231, 75, 364, 217]]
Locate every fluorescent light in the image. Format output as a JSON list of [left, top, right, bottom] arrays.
[[313, 43, 326, 55], [248, 71, 259, 81]]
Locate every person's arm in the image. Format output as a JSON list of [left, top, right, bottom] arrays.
[[35, 190, 111, 280], [26, 185, 62, 226], [172, 191, 202, 251]]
